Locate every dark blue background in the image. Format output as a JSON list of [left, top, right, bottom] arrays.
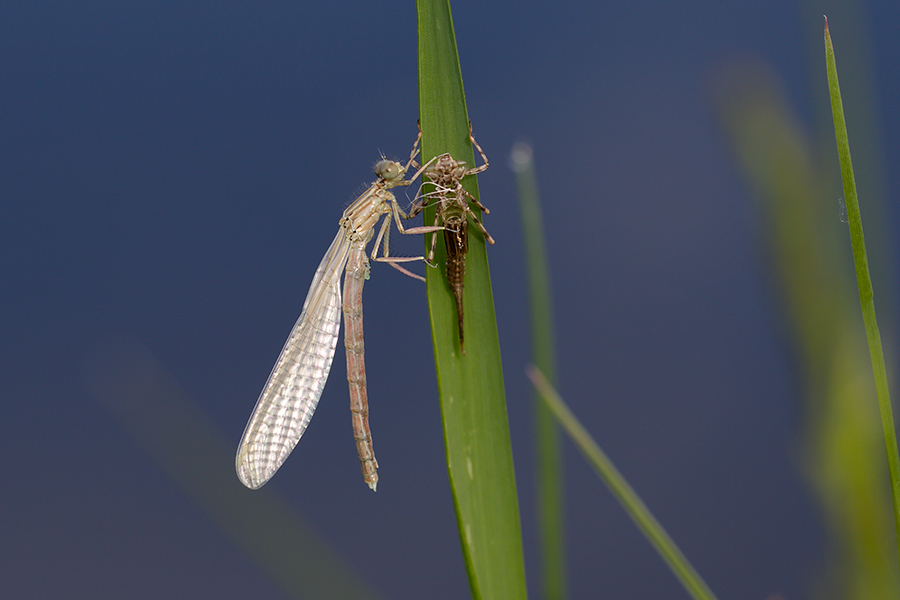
[[2, 1, 898, 598]]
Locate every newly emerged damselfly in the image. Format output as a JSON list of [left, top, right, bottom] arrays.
[[236, 131, 441, 491]]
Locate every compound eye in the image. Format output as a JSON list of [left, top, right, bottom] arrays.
[[375, 160, 402, 181]]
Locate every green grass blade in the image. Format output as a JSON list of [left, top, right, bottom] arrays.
[[527, 367, 718, 600], [714, 63, 900, 599], [415, 2, 527, 599], [511, 142, 566, 600], [824, 17, 900, 567]]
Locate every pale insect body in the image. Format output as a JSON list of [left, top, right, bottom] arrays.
[[409, 123, 492, 354], [236, 131, 440, 491]]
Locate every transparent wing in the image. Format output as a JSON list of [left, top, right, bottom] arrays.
[[236, 230, 351, 489]]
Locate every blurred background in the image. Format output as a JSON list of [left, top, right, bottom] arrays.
[[2, 0, 899, 598]]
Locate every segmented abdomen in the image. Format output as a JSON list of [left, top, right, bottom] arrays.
[[444, 218, 468, 354]]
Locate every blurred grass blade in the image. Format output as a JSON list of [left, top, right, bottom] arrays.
[[511, 142, 567, 600], [82, 334, 382, 600], [824, 18, 900, 565], [416, 1, 527, 599], [714, 61, 900, 598], [527, 367, 718, 600]]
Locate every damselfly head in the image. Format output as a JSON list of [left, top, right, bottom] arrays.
[[374, 159, 404, 182], [425, 153, 468, 184], [424, 153, 453, 174]]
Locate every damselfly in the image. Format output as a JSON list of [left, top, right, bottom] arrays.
[[409, 123, 492, 354], [236, 131, 440, 491]]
